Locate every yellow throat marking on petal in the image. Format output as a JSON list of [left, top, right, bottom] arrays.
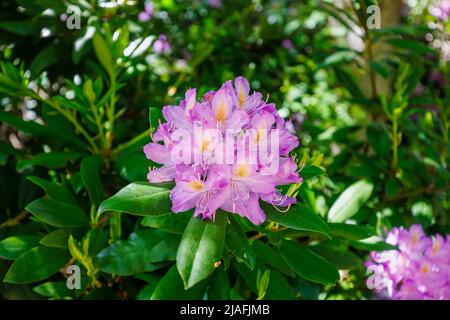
[[412, 232, 419, 244], [420, 263, 430, 273], [238, 90, 246, 108], [215, 102, 227, 122], [201, 140, 210, 152], [188, 180, 204, 191], [235, 164, 249, 178], [432, 242, 439, 254]]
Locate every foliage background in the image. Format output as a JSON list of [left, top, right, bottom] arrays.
[[0, 0, 448, 300]]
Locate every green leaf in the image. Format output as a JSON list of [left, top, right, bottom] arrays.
[[310, 243, 363, 270], [208, 266, 231, 300], [93, 33, 113, 75], [27, 176, 78, 205], [17, 151, 81, 171], [39, 229, 76, 248], [279, 240, 340, 285], [176, 213, 227, 289], [0, 111, 85, 150], [80, 155, 105, 206], [151, 266, 208, 300], [0, 235, 41, 260], [225, 215, 256, 269], [30, 45, 60, 78], [264, 203, 331, 239], [26, 198, 89, 228], [252, 241, 294, 277], [33, 282, 73, 298], [327, 180, 374, 223], [141, 212, 191, 234], [98, 182, 173, 216], [329, 223, 375, 240], [300, 165, 326, 180], [348, 236, 397, 251], [95, 230, 179, 276], [4, 246, 70, 284]]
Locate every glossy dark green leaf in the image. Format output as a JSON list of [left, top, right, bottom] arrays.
[[4, 246, 70, 284], [176, 213, 227, 289], [141, 212, 191, 234], [280, 240, 339, 285], [95, 230, 179, 276], [264, 203, 331, 239], [80, 155, 105, 206], [329, 223, 375, 240], [27, 176, 78, 205], [98, 182, 173, 216], [39, 229, 75, 248], [225, 215, 256, 269], [0, 235, 41, 260], [33, 281, 73, 298], [300, 165, 326, 180], [327, 180, 374, 223], [208, 266, 231, 300], [252, 241, 294, 277], [26, 198, 89, 228], [17, 151, 81, 171], [151, 266, 208, 300], [310, 243, 363, 270]]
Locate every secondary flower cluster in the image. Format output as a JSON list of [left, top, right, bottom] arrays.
[[366, 225, 450, 300], [143, 77, 300, 224]]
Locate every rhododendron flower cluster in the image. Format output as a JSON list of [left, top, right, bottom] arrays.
[[143, 77, 301, 224], [366, 225, 450, 300]]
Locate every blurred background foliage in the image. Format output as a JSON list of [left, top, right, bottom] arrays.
[[0, 0, 449, 300]]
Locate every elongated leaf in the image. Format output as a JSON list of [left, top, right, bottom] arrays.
[[176, 213, 227, 289], [26, 198, 89, 228], [141, 212, 191, 234], [252, 241, 294, 277], [39, 229, 76, 248], [327, 180, 374, 223], [95, 230, 179, 276], [279, 240, 340, 285], [27, 176, 78, 205], [33, 282, 73, 298], [93, 33, 113, 75], [0, 235, 41, 260], [225, 215, 256, 269], [329, 223, 375, 240], [0, 111, 85, 150], [98, 182, 173, 216], [17, 151, 81, 171], [264, 203, 331, 239], [348, 236, 398, 251], [80, 155, 105, 206], [4, 247, 70, 284], [208, 266, 231, 300], [151, 266, 208, 300]]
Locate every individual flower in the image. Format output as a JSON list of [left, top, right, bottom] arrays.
[[138, 2, 154, 22], [144, 76, 301, 225], [153, 34, 171, 54], [366, 224, 450, 300]]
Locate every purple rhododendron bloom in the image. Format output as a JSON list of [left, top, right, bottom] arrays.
[[366, 224, 450, 300], [143, 77, 301, 225], [153, 34, 171, 54]]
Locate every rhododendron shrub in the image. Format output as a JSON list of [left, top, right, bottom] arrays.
[[366, 225, 450, 300], [143, 77, 300, 225], [0, 0, 449, 302]]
